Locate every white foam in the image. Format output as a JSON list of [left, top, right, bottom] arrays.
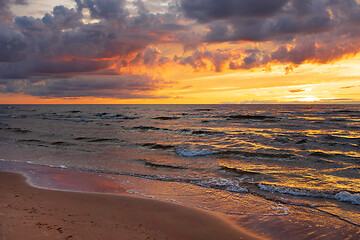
[[194, 178, 248, 193], [258, 183, 329, 198], [334, 191, 360, 205], [259, 184, 360, 205], [175, 147, 218, 157], [126, 190, 155, 199], [270, 204, 290, 216], [59, 165, 68, 169]]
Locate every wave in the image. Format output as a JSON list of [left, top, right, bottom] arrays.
[[192, 178, 248, 193], [328, 118, 348, 122], [7, 127, 31, 134], [17, 139, 45, 144], [141, 160, 187, 170], [73, 137, 121, 143], [258, 183, 360, 205], [309, 151, 360, 160], [309, 151, 332, 158], [133, 126, 162, 131], [30, 114, 93, 123], [193, 109, 213, 112], [142, 143, 293, 160], [219, 166, 260, 176], [177, 128, 222, 135], [191, 130, 222, 135], [218, 150, 294, 159], [226, 115, 278, 121], [0, 114, 16, 118], [87, 138, 121, 143], [296, 139, 308, 144], [74, 137, 93, 141], [0, 122, 8, 127], [9, 159, 360, 205], [279, 111, 297, 114], [50, 141, 73, 146], [329, 110, 360, 114], [334, 191, 360, 205], [258, 183, 329, 198], [175, 147, 219, 157], [179, 128, 191, 132], [94, 112, 108, 116], [17, 139, 74, 147], [325, 135, 360, 143], [99, 114, 136, 120], [141, 143, 174, 150], [120, 116, 138, 120], [66, 110, 81, 113], [153, 116, 180, 120], [17, 161, 248, 194], [273, 137, 290, 143], [161, 146, 296, 159]]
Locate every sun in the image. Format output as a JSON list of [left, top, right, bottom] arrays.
[[298, 96, 320, 102]]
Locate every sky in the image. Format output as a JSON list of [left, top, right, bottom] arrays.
[[0, 0, 360, 104]]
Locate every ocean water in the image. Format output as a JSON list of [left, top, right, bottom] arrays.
[[0, 104, 359, 239]]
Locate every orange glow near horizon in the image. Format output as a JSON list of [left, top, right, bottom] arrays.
[[1, 49, 360, 105], [3, 0, 359, 104]]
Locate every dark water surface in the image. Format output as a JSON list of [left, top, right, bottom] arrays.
[[0, 104, 359, 239]]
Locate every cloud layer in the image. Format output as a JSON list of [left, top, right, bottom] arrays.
[[175, 0, 360, 72], [0, 0, 189, 98], [0, 0, 359, 99]]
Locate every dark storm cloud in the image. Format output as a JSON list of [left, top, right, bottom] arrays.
[[0, 27, 27, 62], [0, 0, 186, 98], [174, 0, 360, 72], [6, 0, 184, 61], [75, 0, 127, 20], [0, 75, 166, 99], [204, 14, 333, 42], [26, 75, 164, 98], [1, 0, 360, 99], [179, 0, 288, 22], [179, 0, 338, 42]]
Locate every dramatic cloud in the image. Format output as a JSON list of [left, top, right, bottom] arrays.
[[0, 0, 187, 98], [0, 0, 359, 100], [179, 0, 288, 22], [178, 0, 358, 42], [174, 0, 360, 72], [289, 89, 305, 93], [0, 75, 166, 99]]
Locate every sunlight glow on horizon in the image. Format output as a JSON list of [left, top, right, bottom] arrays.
[[1, 0, 360, 104]]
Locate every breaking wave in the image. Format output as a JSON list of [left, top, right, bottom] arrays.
[[258, 183, 360, 205], [175, 147, 219, 157]]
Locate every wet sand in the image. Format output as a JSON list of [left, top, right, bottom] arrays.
[[0, 171, 263, 240]]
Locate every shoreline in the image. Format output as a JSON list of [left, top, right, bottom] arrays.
[[0, 171, 264, 240]]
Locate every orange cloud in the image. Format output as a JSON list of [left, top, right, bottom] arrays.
[[340, 86, 356, 89], [289, 89, 305, 93]]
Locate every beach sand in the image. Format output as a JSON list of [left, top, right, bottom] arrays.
[[0, 171, 263, 240]]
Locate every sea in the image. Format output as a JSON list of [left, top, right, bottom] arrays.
[[0, 104, 359, 239]]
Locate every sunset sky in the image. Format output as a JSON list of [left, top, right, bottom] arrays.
[[1, 0, 359, 104]]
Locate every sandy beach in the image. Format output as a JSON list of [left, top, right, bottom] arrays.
[[0, 171, 262, 240]]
